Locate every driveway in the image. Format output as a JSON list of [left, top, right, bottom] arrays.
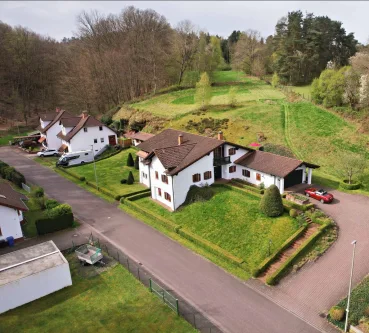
[[248, 185, 369, 331], [0, 146, 322, 333]]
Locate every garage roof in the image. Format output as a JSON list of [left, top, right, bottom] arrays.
[[0, 241, 67, 286]]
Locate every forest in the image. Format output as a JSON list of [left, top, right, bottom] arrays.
[[0, 7, 367, 122]]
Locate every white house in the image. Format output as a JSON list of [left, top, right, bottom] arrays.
[[38, 110, 117, 154], [0, 182, 28, 241], [57, 111, 117, 154], [137, 129, 319, 211], [0, 240, 72, 314]]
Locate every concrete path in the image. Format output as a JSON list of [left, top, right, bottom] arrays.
[[0, 147, 325, 333]]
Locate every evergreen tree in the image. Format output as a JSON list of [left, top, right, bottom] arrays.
[[195, 72, 211, 110], [127, 171, 135, 185], [127, 153, 134, 167], [259, 185, 284, 217], [134, 156, 139, 170]]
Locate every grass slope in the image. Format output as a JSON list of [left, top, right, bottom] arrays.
[[130, 187, 299, 272], [0, 256, 195, 333]]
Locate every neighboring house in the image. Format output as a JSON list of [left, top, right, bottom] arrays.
[[137, 129, 319, 211], [38, 109, 117, 154], [57, 111, 117, 154], [0, 182, 28, 241], [0, 241, 72, 314], [124, 131, 155, 146]]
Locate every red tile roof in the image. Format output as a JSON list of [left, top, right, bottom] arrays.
[[40, 110, 74, 134], [0, 183, 28, 212], [59, 117, 81, 127], [234, 150, 319, 178]]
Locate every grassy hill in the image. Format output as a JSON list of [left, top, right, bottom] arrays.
[[114, 71, 369, 192]]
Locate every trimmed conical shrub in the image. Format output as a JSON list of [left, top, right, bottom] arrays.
[[127, 171, 134, 185], [127, 153, 134, 167], [134, 156, 139, 170], [259, 184, 284, 217]]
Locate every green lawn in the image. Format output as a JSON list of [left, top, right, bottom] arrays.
[[127, 187, 299, 273], [0, 255, 195, 333], [211, 70, 251, 83], [70, 148, 145, 196], [289, 85, 312, 100]]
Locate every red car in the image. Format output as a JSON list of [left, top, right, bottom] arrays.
[[304, 188, 334, 204]]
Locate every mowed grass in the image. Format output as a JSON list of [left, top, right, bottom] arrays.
[[285, 102, 369, 178], [130, 187, 299, 272], [0, 256, 195, 333], [211, 70, 250, 82], [71, 148, 145, 196], [289, 85, 312, 100]]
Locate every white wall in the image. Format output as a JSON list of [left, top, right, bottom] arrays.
[[172, 152, 214, 210], [0, 206, 23, 240], [40, 119, 50, 129], [45, 123, 62, 150], [139, 158, 150, 188], [148, 156, 175, 210], [0, 260, 72, 314], [233, 166, 277, 188], [221, 144, 250, 180], [68, 126, 117, 153]]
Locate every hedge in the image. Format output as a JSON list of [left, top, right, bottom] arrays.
[[212, 183, 262, 199], [283, 199, 315, 212], [231, 179, 264, 194], [120, 188, 151, 200], [36, 212, 74, 235], [339, 180, 361, 190], [0, 160, 26, 187], [124, 191, 151, 201], [58, 167, 84, 181], [177, 228, 244, 267], [266, 222, 332, 285], [252, 224, 307, 277]]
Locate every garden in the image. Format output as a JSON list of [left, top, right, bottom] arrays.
[[0, 254, 195, 333]]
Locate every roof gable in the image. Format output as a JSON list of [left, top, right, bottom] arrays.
[[0, 183, 28, 212], [41, 110, 74, 134]]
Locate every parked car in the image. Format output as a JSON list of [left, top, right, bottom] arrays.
[[304, 188, 334, 203], [37, 149, 59, 157]]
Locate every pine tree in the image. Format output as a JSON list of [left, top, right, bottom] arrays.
[[259, 185, 284, 217], [134, 156, 139, 170], [127, 171, 134, 185], [127, 153, 134, 167]]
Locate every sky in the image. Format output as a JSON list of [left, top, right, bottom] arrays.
[[0, 1, 368, 43]]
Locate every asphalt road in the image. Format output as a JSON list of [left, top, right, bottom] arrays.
[[0, 147, 321, 333]]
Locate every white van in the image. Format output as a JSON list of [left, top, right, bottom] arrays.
[[57, 150, 94, 167]]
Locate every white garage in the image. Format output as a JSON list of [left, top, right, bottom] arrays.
[[0, 240, 72, 314]]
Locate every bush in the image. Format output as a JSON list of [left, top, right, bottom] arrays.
[[339, 180, 361, 190], [120, 179, 127, 184], [45, 199, 59, 210], [127, 153, 134, 167], [289, 208, 298, 218], [36, 212, 74, 235], [47, 204, 72, 219], [134, 156, 139, 170], [101, 114, 113, 126], [127, 171, 134, 185], [11, 171, 25, 187], [364, 305, 369, 317], [0, 161, 9, 177], [3, 166, 15, 180], [259, 185, 284, 217], [183, 185, 214, 206], [32, 186, 44, 198], [79, 176, 86, 181], [329, 306, 345, 321]]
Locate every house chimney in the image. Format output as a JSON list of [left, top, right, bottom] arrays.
[[218, 131, 223, 140], [178, 134, 183, 145], [82, 111, 88, 119], [56, 107, 61, 113]]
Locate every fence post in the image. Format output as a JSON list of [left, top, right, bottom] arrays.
[[193, 313, 197, 328], [127, 258, 130, 271], [137, 267, 141, 281], [117, 251, 120, 263], [149, 278, 152, 292], [176, 299, 179, 316], [72, 240, 75, 249]]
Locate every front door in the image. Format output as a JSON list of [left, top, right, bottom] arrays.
[[214, 166, 222, 179], [108, 135, 117, 146]]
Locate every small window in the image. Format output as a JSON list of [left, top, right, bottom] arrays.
[[242, 169, 250, 178], [84, 128, 88, 132], [84, 153, 89, 156], [192, 173, 201, 183], [164, 192, 171, 202], [158, 188, 162, 196], [94, 138, 97, 143], [204, 171, 212, 180], [17, 210, 20, 216], [161, 174, 168, 184], [100, 138, 104, 143], [256, 173, 261, 181], [155, 171, 159, 180], [229, 165, 236, 173], [99, 126, 103, 131], [228, 148, 236, 155]]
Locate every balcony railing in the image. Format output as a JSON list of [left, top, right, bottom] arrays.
[[213, 156, 231, 166]]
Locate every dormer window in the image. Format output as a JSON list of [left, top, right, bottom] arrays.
[[99, 126, 103, 131], [84, 128, 88, 132]]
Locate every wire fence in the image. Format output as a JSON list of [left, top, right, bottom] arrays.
[[68, 233, 222, 333]]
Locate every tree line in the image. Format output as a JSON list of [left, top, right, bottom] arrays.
[[0, 7, 362, 122]]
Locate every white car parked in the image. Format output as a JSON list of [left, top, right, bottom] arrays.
[[37, 149, 59, 157]]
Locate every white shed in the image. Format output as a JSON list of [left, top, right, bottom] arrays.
[[0, 240, 72, 314]]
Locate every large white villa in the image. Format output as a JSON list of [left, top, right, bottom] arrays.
[[38, 109, 117, 154], [137, 129, 319, 211]]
